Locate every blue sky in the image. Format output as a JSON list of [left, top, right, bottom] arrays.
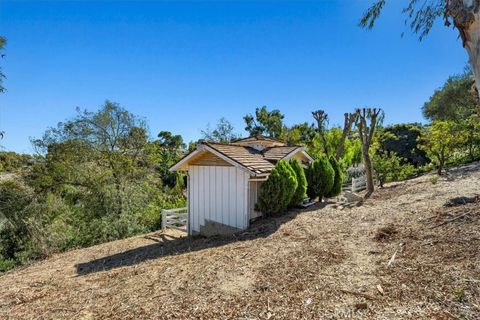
[[0, 0, 468, 153]]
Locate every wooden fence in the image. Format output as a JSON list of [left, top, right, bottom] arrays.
[[343, 175, 367, 193], [161, 207, 188, 232]]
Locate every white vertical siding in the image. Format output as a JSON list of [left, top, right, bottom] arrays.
[[188, 165, 250, 234]]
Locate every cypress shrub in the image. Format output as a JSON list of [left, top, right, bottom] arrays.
[[256, 160, 298, 216], [305, 155, 334, 201], [289, 158, 307, 206], [326, 156, 344, 198]]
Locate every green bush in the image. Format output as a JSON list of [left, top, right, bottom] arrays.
[[326, 157, 344, 198], [373, 151, 417, 187], [305, 155, 335, 201], [256, 160, 298, 216], [289, 158, 307, 206]]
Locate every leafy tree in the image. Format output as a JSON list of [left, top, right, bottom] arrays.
[[307, 127, 362, 169], [0, 152, 34, 172], [360, 1, 480, 100], [305, 155, 335, 201], [150, 131, 185, 187], [0, 180, 36, 270], [373, 151, 415, 187], [244, 106, 285, 138], [256, 160, 297, 216], [201, 117, 240, 143], [289, 158, 307, 206], [312, 110, 330, 156], [461, 115, 480, 160], [423, 71, 477, 121], [284, 122, 316, 147], [418, 120, 465, 175], [32, 101, 149, 216], [355, 107, 384, 197], [378, 123, 428, 166], [326, 156, 344, 198]]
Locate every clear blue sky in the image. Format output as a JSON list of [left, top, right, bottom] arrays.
[[0, 0, 468, 153]]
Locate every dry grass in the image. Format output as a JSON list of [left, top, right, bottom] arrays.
[[1, 163, 480, 319]]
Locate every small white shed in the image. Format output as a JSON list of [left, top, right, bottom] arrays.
[[170, 136, 313, 236]]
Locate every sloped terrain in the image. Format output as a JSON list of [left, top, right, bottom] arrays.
[[1, 163, 479, 319]]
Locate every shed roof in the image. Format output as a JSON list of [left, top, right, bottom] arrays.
[[170, 137, 313, 176]]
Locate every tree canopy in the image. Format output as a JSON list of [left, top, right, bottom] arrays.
[[422, 71, 477, 121], [244, 106, 285, 139], [201, 117, 240, 143]]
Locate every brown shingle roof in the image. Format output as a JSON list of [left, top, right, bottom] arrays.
[[204, 142, 301, 175], [262, 146, 298, 161], [231, 135, 286, 148]]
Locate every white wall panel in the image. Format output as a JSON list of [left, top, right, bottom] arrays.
[[188, 165, 249, 234]]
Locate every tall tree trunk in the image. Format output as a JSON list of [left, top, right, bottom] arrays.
[[452, 1, 480, 101], [462, 20, 480, 101], [362, 145, 375, 197], [336, 113, 356, 160]]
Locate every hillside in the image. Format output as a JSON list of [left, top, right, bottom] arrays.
[[1, 163, 479, 319]]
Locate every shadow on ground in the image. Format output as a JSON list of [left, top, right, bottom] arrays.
[[75, 203, 328, 276]]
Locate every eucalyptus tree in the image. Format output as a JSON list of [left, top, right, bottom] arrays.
[[361, 0, 480, 100], [0, 36, 6, 141]]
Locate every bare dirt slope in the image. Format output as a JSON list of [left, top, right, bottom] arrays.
[[1, 163, 480, 319]]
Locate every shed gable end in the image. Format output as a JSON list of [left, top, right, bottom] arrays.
[[190, 152, 232, 167]]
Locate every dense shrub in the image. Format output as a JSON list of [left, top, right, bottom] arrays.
[[373, 151, 416, 187], [305, 155, 335, 201], [326, 156, 343, 198], [0, 180, 37, 271], [256, 160, 298, 216], [289, 158, 307, 206], [378, 124, 428, 167]]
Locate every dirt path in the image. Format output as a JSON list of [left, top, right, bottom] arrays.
[[1, 163, 479, 319]]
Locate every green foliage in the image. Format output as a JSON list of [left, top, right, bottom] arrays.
[[0, 152, 34, 172], [288, 159, 307, 206], [256, 160, 298, 216], [305, 155, 334, 201], [201, 117, 240, 143], [423, 72, 477, 122], [308, 130, 362, 168], [326, 156, 344, 198], [360, 1, 451, 41], [0, 102, 187, 272], [148, 131, 185, 188], [418, 120, 465, 175], [377, 124, 428, 167], [430, 175, 439, 185], [284, 122, 316, 147], [373, 151, 416, 187], [0, 180, 38, 270], [460, 115, 480, 161], [244, 106, 285, 139]]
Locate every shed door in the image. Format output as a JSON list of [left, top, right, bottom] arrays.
[[189, 165, 249, 233], [249, 181, 263, 220]]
